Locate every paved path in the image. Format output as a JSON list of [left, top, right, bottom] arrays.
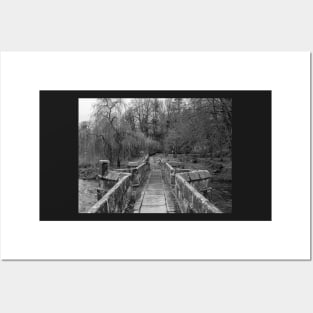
[[134, 156, 178, 213]]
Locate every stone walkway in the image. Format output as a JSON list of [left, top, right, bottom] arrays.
[[134, 156, 178, 213]]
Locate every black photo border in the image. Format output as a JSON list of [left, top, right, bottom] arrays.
[[40, 91, 271, 221]]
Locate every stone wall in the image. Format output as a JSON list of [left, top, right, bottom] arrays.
[[98, 171, 129, 192], [87, 155, 150, 213], [87, 173, 132, 213], [126, 154, 150, 186], [162, 161, 191, 185], [161, 161, 221, 213], [179, 170, 212, 193], [175, 172, 221, 213], [163, 162, 175, 185], [131, 162, 150, 186]]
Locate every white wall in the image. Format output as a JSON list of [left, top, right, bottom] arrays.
[[0, 1, 312, 313]]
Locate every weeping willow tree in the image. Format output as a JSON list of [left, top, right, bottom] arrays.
[[79, 98, 160, 167], [89, 98, 125, 167]]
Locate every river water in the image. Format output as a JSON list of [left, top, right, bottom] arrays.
[[79, 179, 99, 213], [209, 180, 232, 213]]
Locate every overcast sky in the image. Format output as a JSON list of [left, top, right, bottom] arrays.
[[79, 98, 134, 123], [79, 98, 97, 122], [79, 98, 167, 123]]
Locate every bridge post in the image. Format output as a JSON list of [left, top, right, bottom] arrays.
[[131, 168, 140, 186], [96, 188, 106, 200], [145, 155, 150, 170], [98, 160, 110, 191], [99, 160, 110, 177]]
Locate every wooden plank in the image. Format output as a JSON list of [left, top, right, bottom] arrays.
[[146, 184, 163, 190], [142, 195, 166, 206], [140, 205, 167, 213], [145, 190, 164, 195]]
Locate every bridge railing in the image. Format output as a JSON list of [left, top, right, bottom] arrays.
[[175, 172, 221, 213], [161, 160, 221, 213], [131, 162, 150, 186], [127, 154, 150, 187], [161, 160, 192, 185], [86, 173, 132, 213], [86, 155, 150, 213]]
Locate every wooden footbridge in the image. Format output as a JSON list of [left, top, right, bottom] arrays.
[[86, 154, 221, 214], [133, 157, 177, 213]]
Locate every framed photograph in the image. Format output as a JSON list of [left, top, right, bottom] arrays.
[[0, 52, 310, 260], [40, 90, 270, 221]]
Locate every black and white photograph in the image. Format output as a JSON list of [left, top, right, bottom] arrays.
[[39, 89, 270, 222], [79, 98, 232, 214]]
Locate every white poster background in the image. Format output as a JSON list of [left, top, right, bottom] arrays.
[[0, 52, 310, 260]]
